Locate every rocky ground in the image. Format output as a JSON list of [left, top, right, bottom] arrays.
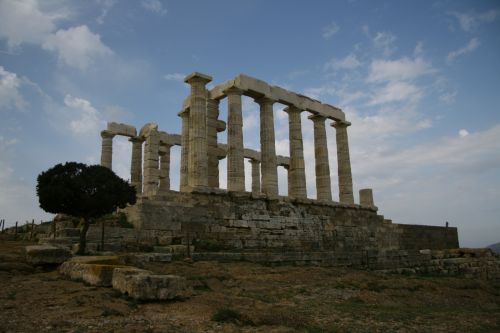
[[0, 239, 499, 333]]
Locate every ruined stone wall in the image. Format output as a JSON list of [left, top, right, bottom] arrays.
[[124, 191, 459, 268]]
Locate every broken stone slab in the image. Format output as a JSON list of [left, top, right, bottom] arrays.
[[112, 267, 192, 300], [59, 256, 127, 287], [25, 245, 72, 265]]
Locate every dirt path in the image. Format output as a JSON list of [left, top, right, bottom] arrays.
[[0, 240, 499, 332]]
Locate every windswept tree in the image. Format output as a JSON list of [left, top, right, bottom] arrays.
[[37, 162, 136, 254]]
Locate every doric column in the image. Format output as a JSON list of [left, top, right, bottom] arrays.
[[309, 114, 332, 201], [158, 144, 172, 193], [284, 106, 307, 199], [226, 87, 245, 192], [129, 136, 144, 193], [249, 159, 261, 194], [100, 130, 114, 169], [332, 121, 354, 204], [143, 128, 160, 196], [359, 188, 374, 208], [284, 165, 291, 197], [207, 97, 220, 188], [179, 109, 190, 192], [255, 96, 278, 197], [184, 72, 212, 190]]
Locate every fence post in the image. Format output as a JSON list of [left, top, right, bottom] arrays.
[[15, 221, 18, 240], [101, 220, 105, 252], [30, 219, 35, 240]]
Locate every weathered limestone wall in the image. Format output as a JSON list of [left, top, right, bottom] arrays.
[[124, 191, 458, 268], [398, 224, 459, 250]]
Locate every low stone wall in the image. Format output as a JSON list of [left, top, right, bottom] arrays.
[[124, 190, 459, 267]]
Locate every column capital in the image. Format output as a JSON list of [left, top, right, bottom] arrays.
[[254, 95, 276, 105], [178, 108, 190, 118], [283, 105, 303, 114], [308, 113, 326, 123], [224, 86, 245, 96], [248, 158, 261, 165], [129, 136, 144, 143], [101, 130, 115, 139], [184, 72, 212, 84], [331, 120, 352, 129]]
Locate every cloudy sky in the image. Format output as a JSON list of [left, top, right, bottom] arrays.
[[1, 0, 499, 247]]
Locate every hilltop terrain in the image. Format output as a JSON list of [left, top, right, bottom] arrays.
[[0, 239, 499, 333]]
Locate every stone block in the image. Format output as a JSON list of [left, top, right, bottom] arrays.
[[107, 122, 137, 137], [59, 256, 126, 286], [25, 245, 72, 265], [112, 267, 191, 300]]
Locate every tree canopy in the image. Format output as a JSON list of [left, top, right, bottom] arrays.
[[37, 162, 136, 254]]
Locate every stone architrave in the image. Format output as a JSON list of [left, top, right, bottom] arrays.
[[332, 121, 354, 204], [143, 128, 160, 196], [207, 98, 220, 188], [179, 109, 190, 192], [249, 159, 261, 194], [129, 136, 144, 193], [185, 72, 212, 189], [158, 144, 172, 193], [225, 87, 245, 192], [284, 106, 307, 199], [255, 96, 278, 197], [100, 130, 115, 169], [309, 114, 332, 201]]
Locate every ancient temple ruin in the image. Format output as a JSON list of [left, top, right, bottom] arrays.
[[99, 72, 458, 267]]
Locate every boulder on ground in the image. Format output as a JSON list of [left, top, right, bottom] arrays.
[[112, 267, 191, 300], [25, 245, 72, 265], [59, 256, 126, 286]]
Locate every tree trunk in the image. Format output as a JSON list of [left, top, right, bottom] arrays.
[[77, 218, 90, 255]]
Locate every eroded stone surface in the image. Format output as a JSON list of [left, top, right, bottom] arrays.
[[25, 245, 72, 265]]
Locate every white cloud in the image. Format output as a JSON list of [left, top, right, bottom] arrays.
[[96, 0, 117, 24], [64, 94, 105, 135], [142, 0, 167, 15], [368, 81, 422, 105], [42, 25, 113, 70], [0, 66, 28, 110], [367, 57, 435, 82], [459, 129, 469, 138], [439, 91, 457, 104], [164, 73, 186, 81], [0, 0, 62, 47], [450, 9, 500, 32], [322, 21, 340, 39], [363, 26, 397, 56], [324, 54, 362, 71], [446, 38, 480, 64]]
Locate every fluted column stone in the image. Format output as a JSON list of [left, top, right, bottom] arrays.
[[226, 87, 245, 192], [249, 159, 261, 194], [179, 109, 190, 192], [309, 114, 332, 201], [333, 121, 354, 204], [284, 106, 307, 199], [207, 98, 220, 188], [185, 72, 212, 190], [129, 136, 144, 193], [255, 96, 278, 197], [100, 130, 115, 169], [158, 144, 172, 193], [143, 128, 160, 196]]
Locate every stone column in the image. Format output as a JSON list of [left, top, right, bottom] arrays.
[[359, 189, 374, 208], [284, 165, 291, 197], [284, 106, 307, 199], [143, 128, 160, 196], [179, 109, 190, 192], [207, 98, 220, 188], [333, 121, 354, 204], [226, 87, 245, 192], [309, 114, 332, 201], [158, 144, 172, 193], [249, 159, 261, 194], [129, 136, 143, 193], [100, 130, 114, 169], [185, 72, 212, 190], [255, 96, 278, 197]]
